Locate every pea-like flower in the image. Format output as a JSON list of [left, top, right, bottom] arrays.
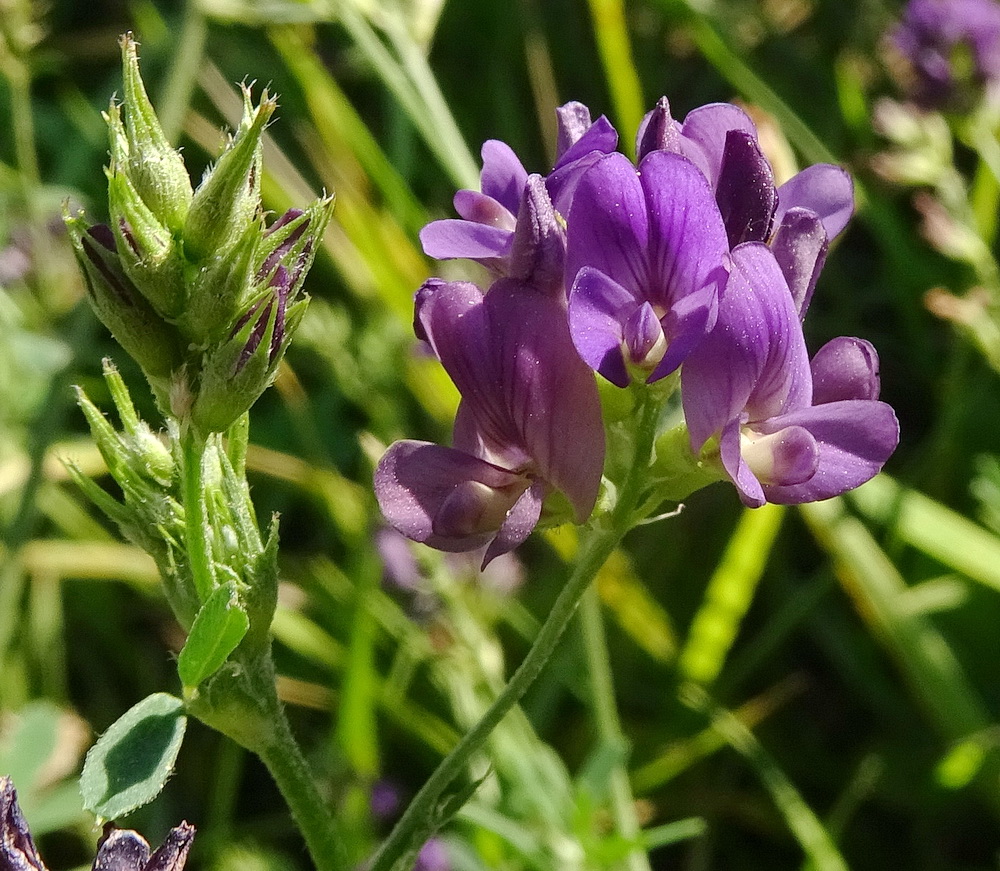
[[564, 149, 730, 386], [681, 243, 899, 506], [419, 102, 617, 275], [891, 0, 1000, 109]]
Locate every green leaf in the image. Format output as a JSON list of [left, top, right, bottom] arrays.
[[81, 693, 187, 822], [177, 581, 251, 689]]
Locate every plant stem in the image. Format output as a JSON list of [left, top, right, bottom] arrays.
[[257, 697, 351, 871], [180, 429, 215, 601], [367, 520, 624, 871], [579, 584, 653, 871]]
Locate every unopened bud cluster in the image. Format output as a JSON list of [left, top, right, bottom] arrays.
[[65, 33, 333, 434]]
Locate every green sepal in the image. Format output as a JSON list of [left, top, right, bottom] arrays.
[[179, 218, 260, 345], [255, 195, 335, 298], [178, 581, 251, 690], [65, 211, 182, 390], [106, 165, 187, 320], [647, 423, 726, 504], [119, 33, 193, 231], [80, 692, 187, 822], [183, 86, 275, 263]]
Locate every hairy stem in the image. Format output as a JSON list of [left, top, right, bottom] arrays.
[[180, 430, 215, 601]]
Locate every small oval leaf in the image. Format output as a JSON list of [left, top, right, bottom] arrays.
[[177, 581, 250, 689], [81, 693, 187, 821]]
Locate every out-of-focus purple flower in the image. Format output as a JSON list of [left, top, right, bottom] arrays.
[[369, 779, 403, 823], [1, 776, 194, 871], [374, 273, 604, 566], [419, 102, 617, 275], [891, 0, 1000, 108], [564, 149, 730, 386], [636, 98, 854, 315], [414, 838, 450, 871], [681, 243, 899, 507], [375, 527, 422, 591]]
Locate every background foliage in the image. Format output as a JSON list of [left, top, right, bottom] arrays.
[[3, 0, 1000, 868]]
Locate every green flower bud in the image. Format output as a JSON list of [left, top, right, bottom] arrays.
[[118, 33, 193, 232], [65, 212, 183, 396], [107, 164, 188, 319], [190, 277, 307, 434], [183, 86, 275, 264]]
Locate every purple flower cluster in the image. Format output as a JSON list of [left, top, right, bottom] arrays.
[[891, 0, 1000, 108], [375, 98, 898, 561]]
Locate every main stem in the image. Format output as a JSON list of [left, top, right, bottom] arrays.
[[180, 429, 216, 601]]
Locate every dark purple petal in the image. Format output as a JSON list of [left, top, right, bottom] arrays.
[[509, 174, 566, 292], [770, 208, 828, 317], [143, 823, 195, 871], [564, 153, 648, 299], [635, 96, 682, 161], [568, 266, 635, 387], [810, 337, 881, 404], [93, 828, 150, 871], [648, 280, 720, 382], [374, 440, 528, 553], [482, 480, 546, 567], [758, 400, 899, 503], [775, 164, 854, 242], [1, 778, 47, 871], [676, 103, 758, 188], [453, 190, 517, 229], [479, 140, 528, 215], [715, 130, 777, 246], [419, 219, 513, 263]]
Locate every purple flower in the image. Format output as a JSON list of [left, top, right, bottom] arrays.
[[374, 274, 604, 565], [415, 838, 450, 871], [681, 243, 899, 507], [636, 98, 854, 314], [892, 0, 1000, 108], [419, 102, 617, 275], [1, 776, 194, 871], [564, 149, 730, 386]]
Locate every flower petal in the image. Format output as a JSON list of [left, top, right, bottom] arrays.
[[1, 777, 48, 871], [770, 207, 828, 317], [568, 266, 635, 387], [480, 140, 529, 215], [758, 400, 900, 503], [718, 418, 766, 508], [374, 440, 528, 553], [565, 152, 648, 299], [715, 130, 777, 246], [635, 96, 682, 161], [676, 102, 758, 187], [93, 828, 151, 871], [509, 174, 566, 292], [144, 823, 196, 871], [482, 480, 546, 567], [775, 164, 854, 242], [419, 219, 513, 263], [810, 337, 881, 404], [453, 190, 517, 229]]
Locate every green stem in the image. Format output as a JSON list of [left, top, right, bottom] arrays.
[[368, 522, 623, 871], [369, 389, 666, 871], [258, 701, 351, 871], [579, 585, 652, 871], [180, 429, 216, 601]]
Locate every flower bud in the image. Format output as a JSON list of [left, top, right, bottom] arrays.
[[118, 33, 193, 232], [183, 86, 275, 263], [65, 213, 182, 388]]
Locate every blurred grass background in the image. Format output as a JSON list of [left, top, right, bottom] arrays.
[[3, 0, 1000, 868]]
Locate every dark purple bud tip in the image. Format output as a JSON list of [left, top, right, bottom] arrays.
[[267, 266, 290, 360], [93, 826, 150, 871], [235, 298, 274, 374], [87, 224, 117, 252], [145, 822, 195, 871], [716, 130, 777, 247], [1, 776, 48, 871], [258, 212, 309, 280], [637, 96, 680, 161]]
